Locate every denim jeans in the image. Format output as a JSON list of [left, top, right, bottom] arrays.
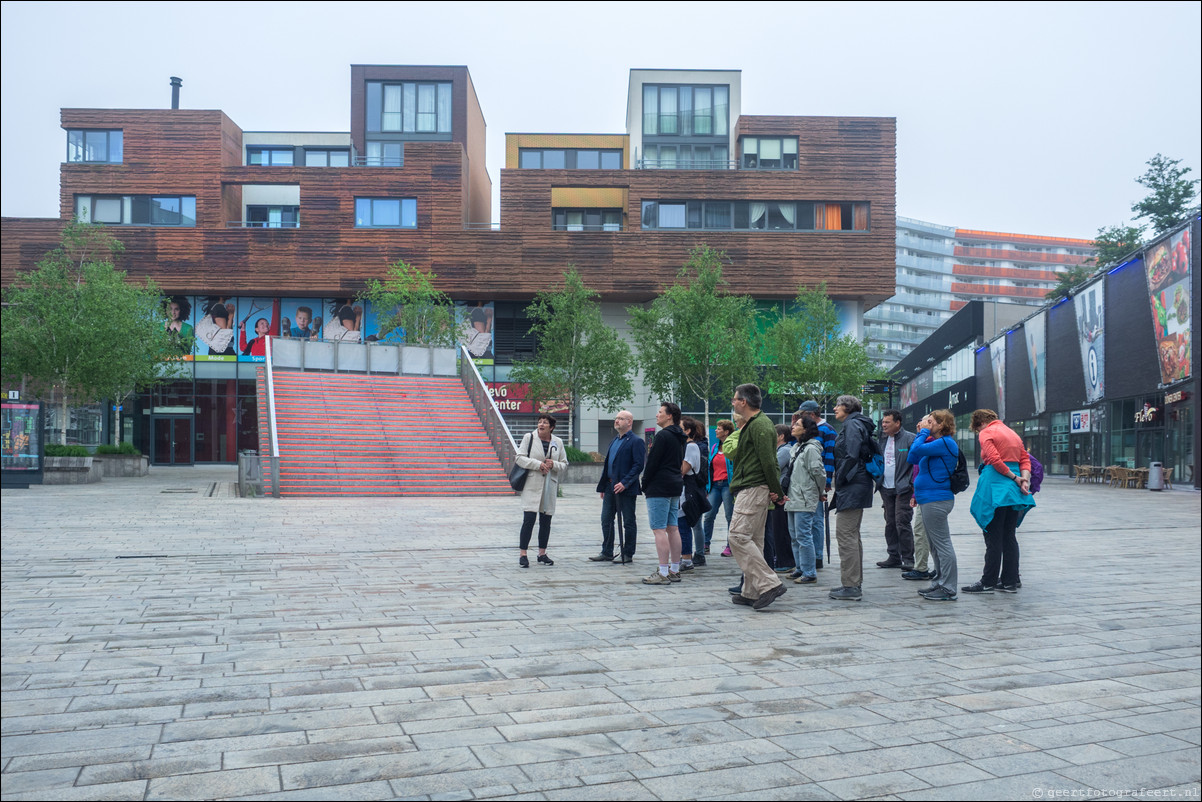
[[702, 481, 733, 546], [788, 510, 817, 577], [678, 515, 695, 555], [600, 488, 637, 557], [645, 496, 680, 530], [809, 498, 825, 561]]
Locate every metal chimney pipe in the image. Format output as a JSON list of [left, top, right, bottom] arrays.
[[170, 77, 182, 109]]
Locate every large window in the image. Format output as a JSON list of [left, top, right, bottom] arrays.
[[74, 195, 196, 226], [552, 208, 623, 232], [363, 141, 404, 167], [519, 149, 622, 169], [246, 147, 294, 167], [642, 84, 729, 137], [641, 143, 729, 169], [67, 129, 122, 164], [246, 206, 299, 228], [641, 200, 869, 232], [741, 137, 798, 169], [366, 81, 452, 134], [354, 198, 417, 228], [303, 149, 350, 167]]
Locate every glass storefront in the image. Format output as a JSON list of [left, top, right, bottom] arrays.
[[1050, 412, 1070, 475]]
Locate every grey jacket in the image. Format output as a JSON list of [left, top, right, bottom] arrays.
[[876, 429, 916, 494], [783, 439, 826, 512]]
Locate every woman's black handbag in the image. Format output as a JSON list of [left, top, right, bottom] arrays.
[[508, 434, 535, 491], [681, 472, 712, 527]]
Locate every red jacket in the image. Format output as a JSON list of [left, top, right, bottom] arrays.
[[978, 420, 1030, 473]]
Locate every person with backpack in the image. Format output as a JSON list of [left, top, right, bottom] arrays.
[[830, 394, 877, 601], [906, 410, 961, 601], [963, 409, 1036, 595]]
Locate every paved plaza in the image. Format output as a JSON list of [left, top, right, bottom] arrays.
[[2, 468, 1200, 801]]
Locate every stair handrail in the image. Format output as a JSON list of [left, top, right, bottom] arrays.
[[264, 335, 280, 459], [458, 345, 518, 472]]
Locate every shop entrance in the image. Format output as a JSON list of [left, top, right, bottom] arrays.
[[1136, 428, 1165, 469], [151, 416, 193, 465]]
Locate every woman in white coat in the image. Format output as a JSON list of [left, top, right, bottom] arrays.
[[515, 414, 568, 568]]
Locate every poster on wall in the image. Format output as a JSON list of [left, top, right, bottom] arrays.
[[1024, 312, 1047, 415], [1070, 408, 1092, 433], [456, 301, 494, 363], [362, 301, 400, 343], [235, 298, 281, 362], [990, 338, 1007, 420], [280, 298, 324, 341], [1074, 282, 1105, 403], [1, 403, 40, 471], [194, 296, 239, 361], [323, 298, 364, 342], [1144, 226, 1192, 385], [162, 295, 195, 360]]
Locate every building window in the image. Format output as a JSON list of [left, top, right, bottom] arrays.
[[641, 200, 869, 232], [642, 84, 729, 137], [552, 208, 623, 232], [741, 137, 798, 169], [246, 206, 300, 228], [366, 81, 452, 134], [363, 141, 404, 167], [355, 198, 417, 228], [518, 149, 622, 169], [74, 195, 196, 226], [641, 144, 729, 169], [304, 149, 350, 167], [246, 147, 294, 166], [66, 129, 122, 163]]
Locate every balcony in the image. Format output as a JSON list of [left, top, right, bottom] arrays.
[[895, 265, 950, 289], [552, 224, 625, 232], [897, 230, 954, 256], [953, 246, 1092, 265], [635, 158, 737, 170], [227, 221, 300, 229], [353, 155, 404, 167]]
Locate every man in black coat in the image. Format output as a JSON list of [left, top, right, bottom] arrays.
[[875, 409, 917, 571], [831, 394, 876, 601], [591, 410, 645, 563]]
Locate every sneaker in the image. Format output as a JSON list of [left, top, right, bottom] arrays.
[[902, 569, 935, 581], [998, 584, 1018, 593], [537, 554, 554, 566], [794, 574, 817, 584], [961, 581, 994, 594], [876, 559, 902, 569], [816, 558, 823, 569], [753, 583, 787, 610], [731, 594, 754, 606], [789, 569, 804, 580], [692, 553, 707, 566], [775, 566, 796, 574], [668, 571, 682, 583], [829, 586, 862, 601], [1016, 577, 1022, 588], [519, 555, 529, 568], [704, 545, 711, 554], [588, 553, 615, 562], [728, 583, 743, 595], [679, 562, 694, 572], [900, 563, 915, 571], [721, 546, 732, 557], [612, 554, 633, 564], [642, 572, 671, 585], [920, 587, 957, 601]]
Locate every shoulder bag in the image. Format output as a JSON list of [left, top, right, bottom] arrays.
[[508, 433, 536, 492]]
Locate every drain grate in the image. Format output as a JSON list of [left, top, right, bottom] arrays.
[[160, 488, 199, 494]]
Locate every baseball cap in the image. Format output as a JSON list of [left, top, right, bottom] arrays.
[[798, 400, 820, 413]]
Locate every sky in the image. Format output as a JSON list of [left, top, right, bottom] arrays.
[[2, 1, 1199, 240]]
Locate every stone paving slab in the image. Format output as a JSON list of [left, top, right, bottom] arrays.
[[2, 469, 1199, 800]]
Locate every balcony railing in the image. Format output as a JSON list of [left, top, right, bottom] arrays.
[[352, 156, 404, 167], [226, 221, 300, 229], [552, 224, 624, 232], [635, 158, 737, 170]]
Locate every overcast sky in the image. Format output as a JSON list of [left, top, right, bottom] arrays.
[[2, 1, 1199, 240]]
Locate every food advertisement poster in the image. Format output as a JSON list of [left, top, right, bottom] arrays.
[[1024, 312, 1047, 415], [1144, 227, 1192, 385], [1074, 282, 1105, 404], [990, 337, 1007, 420]]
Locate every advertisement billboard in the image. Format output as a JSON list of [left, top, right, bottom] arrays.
[[1025, 312, 1047, 415], [1074, 283, 1105, 403], [1144, 226, 1192, 385]]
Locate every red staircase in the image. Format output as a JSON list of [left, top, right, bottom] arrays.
[[256, 368, 513, 496]]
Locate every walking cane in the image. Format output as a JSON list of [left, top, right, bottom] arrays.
[[825, 496, 832, 562]]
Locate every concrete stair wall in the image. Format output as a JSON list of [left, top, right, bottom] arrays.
[[256, 368, 512, 497]]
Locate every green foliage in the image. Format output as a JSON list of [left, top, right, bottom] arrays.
[[509, 268, 635, 444], [359, 260, 458, 346], [1, 222, 183, 445], [45, 444, 90, 457], [627, 246, 759, 428], [1044, 265, 1095, 301], [96, 442, 140, 455], [1132, 154, 1199, 236], [564, 445, 594, 463], [762, 284, 879, 410], [1090, 224, 1144, 269]]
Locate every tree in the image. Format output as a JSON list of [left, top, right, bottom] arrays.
[[508, 268, 635, 446], [1044, 264, 1094, 301], [627, 246, 760, 429], [1, 222, 181, 445], [1131, 153, 1199, 236], [763, 284, 879, 412], [1090, 223, 1144, 268], [359, 260, 457, 346]]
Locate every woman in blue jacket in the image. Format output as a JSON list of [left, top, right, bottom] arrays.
[[907, 409, 960, 601]]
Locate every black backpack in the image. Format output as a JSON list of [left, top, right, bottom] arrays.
[[945, 440, 970, 494]]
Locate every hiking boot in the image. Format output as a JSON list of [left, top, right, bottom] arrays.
[[876, 558, 902, 569], [829, 586, 862, 601], [793, 574, 817, 584], [961, 581, 994, 594], [753, 583, 787, 610], [667, 571, 682, 583], [902, 569, 935, 581], [731, 594, 754, 606], [642, 572, 671, 585]]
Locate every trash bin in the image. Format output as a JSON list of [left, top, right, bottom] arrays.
[[1147, 461, 1164, 491]]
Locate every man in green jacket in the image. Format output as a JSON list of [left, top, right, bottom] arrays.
[[728, 383, 787, 611]]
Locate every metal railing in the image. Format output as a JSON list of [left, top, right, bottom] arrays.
[[264, 335, 280, 460], [352, 156, 404, 167], [226, 221, 300, 229], [462, 222, 502, 231], [636, 158, 737, 170], [551, 224, 624, 232], [458, 345, 517, 475]]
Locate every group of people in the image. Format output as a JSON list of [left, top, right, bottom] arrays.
[[512, 384, 1037, 610]]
